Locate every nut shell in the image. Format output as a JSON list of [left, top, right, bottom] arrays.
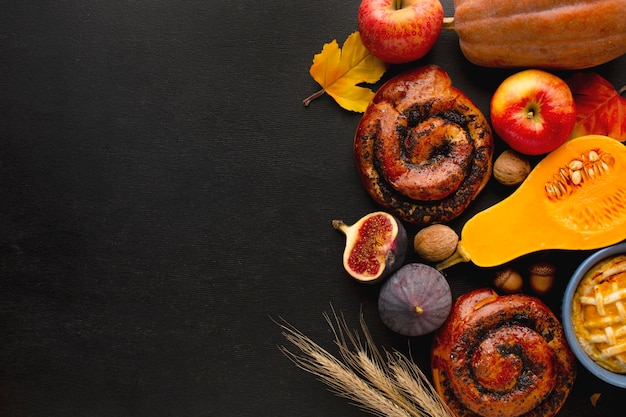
[[414, 224, 459, 263], [529, 261, 557, 295], [493, 267, 523, 293], [493, 150, 531, 186]]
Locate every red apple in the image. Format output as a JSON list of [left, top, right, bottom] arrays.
[[490, 69, 576, 156], [357, 0, 443, 64]]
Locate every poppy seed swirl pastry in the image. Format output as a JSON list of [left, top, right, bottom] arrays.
[[431, 288, 576, 417], [354, 65, 494, 226]]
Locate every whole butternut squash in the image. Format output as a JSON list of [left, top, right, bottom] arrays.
[[447, 0, 626, 69]]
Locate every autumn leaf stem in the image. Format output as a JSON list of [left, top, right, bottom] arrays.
[[306, 32, 387, 112], [303, 88, 326, 106], [619, 84, 626, 96]]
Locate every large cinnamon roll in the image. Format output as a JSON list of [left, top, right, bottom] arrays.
[[431, 288, 576, 417], [354, 65, 493, 226]]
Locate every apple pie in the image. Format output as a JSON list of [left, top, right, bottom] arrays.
[[572, 253, 626, 373]]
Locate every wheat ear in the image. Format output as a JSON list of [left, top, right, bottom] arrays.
[[274, 308, 454, 417]]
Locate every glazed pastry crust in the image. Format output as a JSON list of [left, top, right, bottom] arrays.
[[431, 289, 576, 417], [572, 254, 626, 373], [354, 65, 493, 226]]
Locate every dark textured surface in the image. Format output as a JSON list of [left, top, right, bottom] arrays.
[[0, 1, 624, 416]]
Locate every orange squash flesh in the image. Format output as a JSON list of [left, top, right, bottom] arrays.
[[458, 135, 626, 267]]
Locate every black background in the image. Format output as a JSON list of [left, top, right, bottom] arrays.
[[0, 1, 625, 416]]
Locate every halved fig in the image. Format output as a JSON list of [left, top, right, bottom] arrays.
[[378, 263, 452, 336], [332, 211, 407, 284]]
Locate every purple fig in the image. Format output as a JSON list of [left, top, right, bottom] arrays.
[[332, 211, 407, 284], [378, 263, 452, 336]]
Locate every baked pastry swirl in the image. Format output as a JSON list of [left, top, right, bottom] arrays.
[[572, 253, 626, 373], [354, 65, 493, 226], [431, 288, 576, 417]]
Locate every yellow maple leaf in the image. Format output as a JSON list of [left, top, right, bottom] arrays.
[[304, 31, 387, 113]]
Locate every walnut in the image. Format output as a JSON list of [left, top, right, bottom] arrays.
[[413, 224, 459, 263], [493, 150, 531, 186]]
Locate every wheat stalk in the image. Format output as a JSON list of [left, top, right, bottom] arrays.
[[275, 307, 454, 417], [389, 353, 453, 417], [277, 318, 410, 417]]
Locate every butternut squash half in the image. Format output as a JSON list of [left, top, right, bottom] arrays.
[[438, 135, 626, 269]]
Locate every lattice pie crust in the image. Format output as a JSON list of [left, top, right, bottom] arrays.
[[572, 254, 626, 374]]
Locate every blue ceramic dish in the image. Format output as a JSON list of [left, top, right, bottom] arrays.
[[562, 242, 626, 388]]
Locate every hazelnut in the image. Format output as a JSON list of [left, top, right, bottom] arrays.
[[529, 261, 557, 295], [414, 224, 459, 263], [493, 150, 531, 186], [494, 267, 523, 293]]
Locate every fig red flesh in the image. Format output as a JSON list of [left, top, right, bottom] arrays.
[[332, 212, 407, 283], [348, 215, 394, 276]]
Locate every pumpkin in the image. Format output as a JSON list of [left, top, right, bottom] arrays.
[[446, 0, 626, 69], [438, 135, 626, 269]]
